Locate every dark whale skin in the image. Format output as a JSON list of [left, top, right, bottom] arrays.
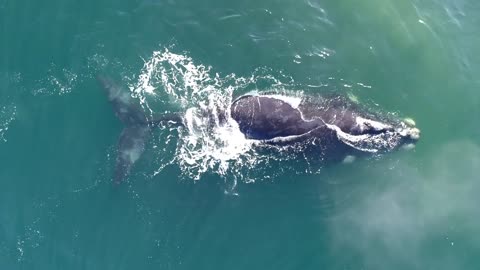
[[230, 95, 322, 140], [230, 94, 420, 160]]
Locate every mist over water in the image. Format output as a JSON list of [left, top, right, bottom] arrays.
[[329, 141, 480, 269], [1, 0, 479, 269]]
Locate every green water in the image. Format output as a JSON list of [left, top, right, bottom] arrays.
[[1, 0, 480, 269]]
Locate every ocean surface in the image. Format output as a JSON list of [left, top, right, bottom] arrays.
[[1, 0, 480, 269]]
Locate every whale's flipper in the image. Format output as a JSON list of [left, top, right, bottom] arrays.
[[114, 125, 149, 184], [97, 75, 152, 183], [97, 75, 147, 125], [98, 75, 184, 183]]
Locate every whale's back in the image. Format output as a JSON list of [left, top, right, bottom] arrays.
[[230, 95, 321, 140]]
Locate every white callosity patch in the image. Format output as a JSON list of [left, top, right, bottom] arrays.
[[327, 116, 420, 153], [326, 124, 380, 153], [327, 121, 411, 154], [396, 121, 421, 141], [355, 116, 392, 133], [403, 117, 416, 127], [408, 127, 421, 140]]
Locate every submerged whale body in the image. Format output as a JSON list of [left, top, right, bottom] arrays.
[[98, 76, 181, 184], [98, 76, 420, 183]]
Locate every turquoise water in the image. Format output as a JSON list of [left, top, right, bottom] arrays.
[[1, 0, 480, 269]]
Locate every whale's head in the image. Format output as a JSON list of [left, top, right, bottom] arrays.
[[329, 114, 421, 155], [229, 93, 420, 160], [301, 94, 421, 156], [392, 118, 421, 150]]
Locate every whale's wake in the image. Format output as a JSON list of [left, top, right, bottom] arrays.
[[126, 49, 322, 185], [0, 105, 16, 142]]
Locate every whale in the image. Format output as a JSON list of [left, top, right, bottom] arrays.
[[98, 76, 420, 183]]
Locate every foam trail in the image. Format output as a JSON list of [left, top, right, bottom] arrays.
[[0, 105, 16, 142]]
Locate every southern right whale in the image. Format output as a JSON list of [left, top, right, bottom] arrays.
[[99, 76, 420, 183]]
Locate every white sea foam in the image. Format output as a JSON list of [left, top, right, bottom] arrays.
[[0, 105, 16, 142], [128, 49, 275, 183], [33, 65, 79, 96]]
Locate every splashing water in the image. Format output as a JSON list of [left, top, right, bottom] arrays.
[[0, 105, 16, 142], [127, 49, 310, 184], [33, 65, 79, 96]]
